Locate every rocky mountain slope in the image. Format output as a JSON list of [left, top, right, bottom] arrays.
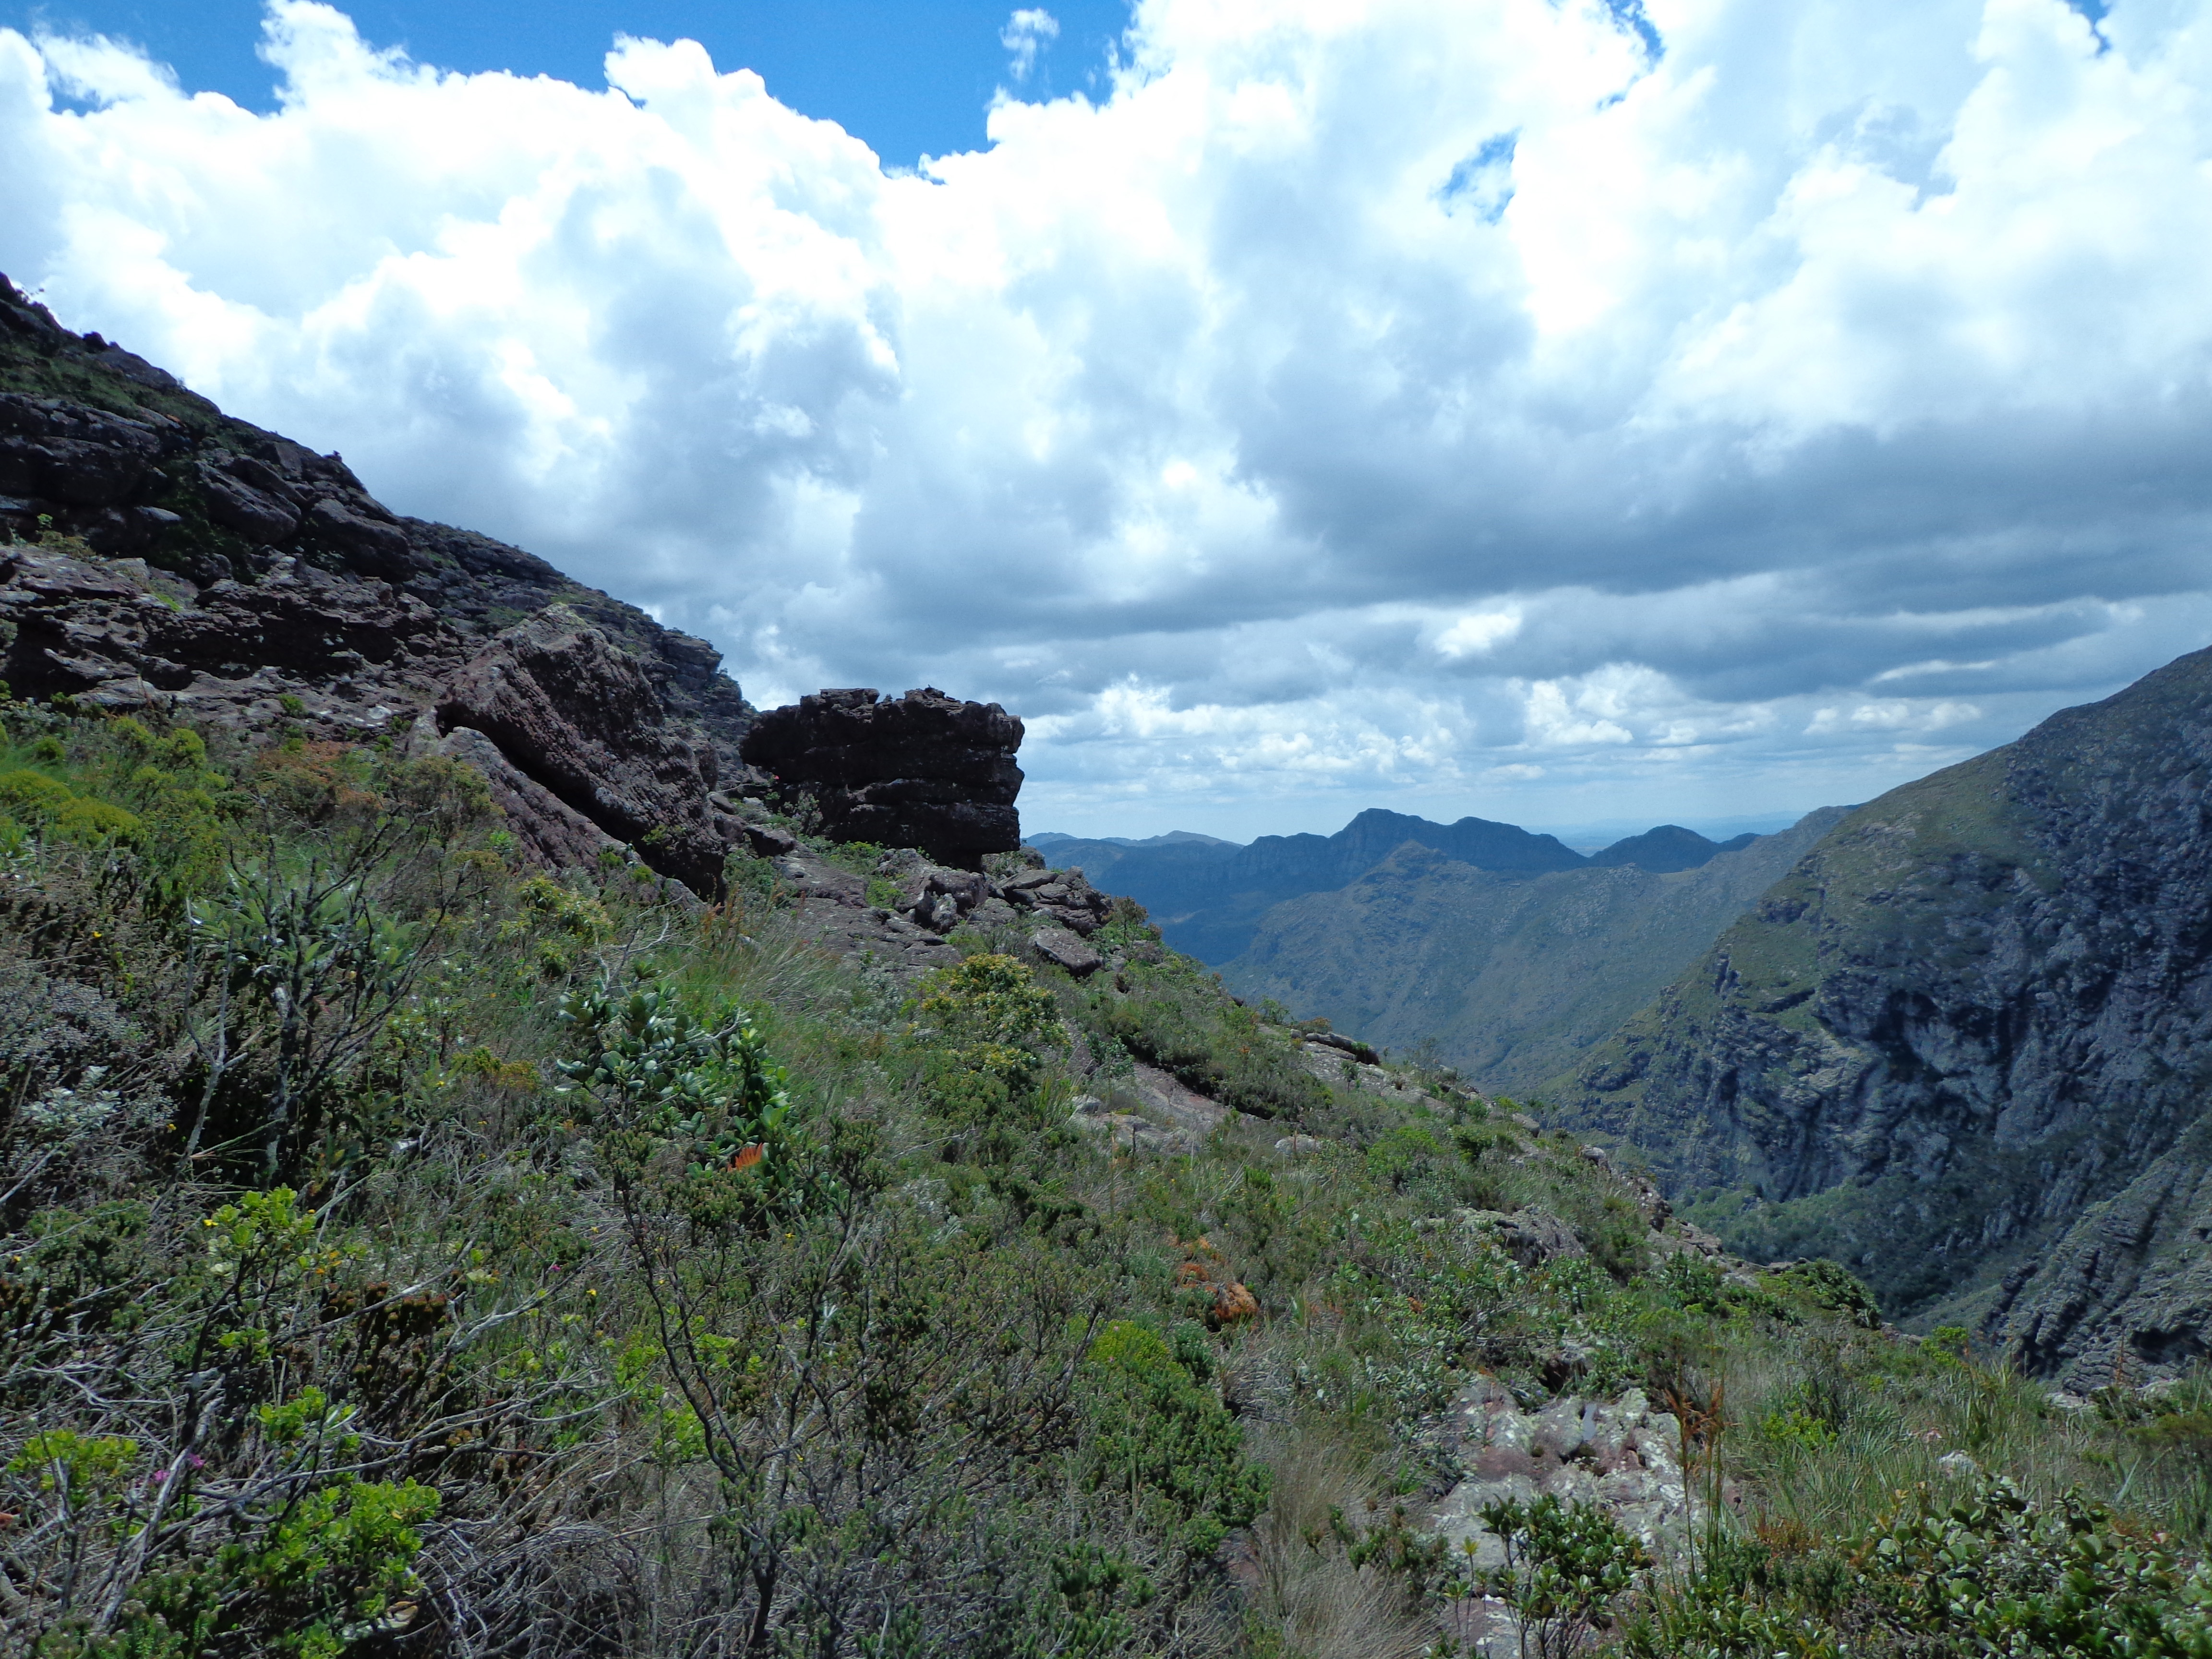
[[12, 284, 2212, 1655], [1545, 645, 2212, 1379], [0, 275, 1136, 990], [1222, 810, 1845, 1094], [1039, 808, 1755, 963], [0, 274, 765, 893]]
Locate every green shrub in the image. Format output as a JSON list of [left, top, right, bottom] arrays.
[[821, 838, 885, 875], [1079, 1320, 1269, 1557], [1471, 1493, 1649, 1655], [1770, 1258, 1883, 1329], [557, 983, 795, 1193]]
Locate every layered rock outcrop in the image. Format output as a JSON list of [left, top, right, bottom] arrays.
[[1547, 644, 2212, 1361], [739, 686, 1023, 869], [1981, 1115, 2212, 1387]]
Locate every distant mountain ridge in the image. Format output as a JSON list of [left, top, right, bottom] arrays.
[[1221, 812, 1843, 1094], [1037, 807, 1761, 963], [1588, 824, 1758, 872], [1028, 830, 1233, 850]]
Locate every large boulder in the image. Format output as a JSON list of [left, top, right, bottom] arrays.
[[435, 608, 724, 896], [739, 686, 1023, 869]]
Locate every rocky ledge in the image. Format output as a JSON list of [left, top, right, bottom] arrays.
[[729, 835, 1125, 985]]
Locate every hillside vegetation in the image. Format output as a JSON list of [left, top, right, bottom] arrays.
[[6, 696, 2212, 1656]]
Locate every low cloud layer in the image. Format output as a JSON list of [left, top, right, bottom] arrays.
[[4, 0, 2211, 837]]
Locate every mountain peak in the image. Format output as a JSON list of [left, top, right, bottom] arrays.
[[1587, 823, 1752, 873]]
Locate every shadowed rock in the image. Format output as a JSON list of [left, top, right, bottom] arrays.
[[740, 685, 1023, 869]]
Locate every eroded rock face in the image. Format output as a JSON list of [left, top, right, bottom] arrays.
[[0, 544, 447, 723], [0, 395, 165, 507], [1030, 927, 1105, 977], [1983, 1113, 2212, 1390], [739, 686, 1022, 869], [435, 609, 724, 896], [428, 726, 624, 873], [997, 859, 1113, 936]]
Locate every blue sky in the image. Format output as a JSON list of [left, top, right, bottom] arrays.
[[5, 0, 2212, 841], [0, 0, 1132, 162]]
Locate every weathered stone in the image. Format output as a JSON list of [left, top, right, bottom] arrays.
[[1031, 926, 1105, 977], [435, 608, 724, 896], [1304, 1029, 1382, 1064], [0, 395, 165, 505], [744, 822, 799, 858], [739, 685, 1023, 868], [1001, 861, 1112, 934], [429, 726, 623, 871], [1460, 1206, 1588, 1269], [305, 497, 417, 580], [873, 849, 990, 933], [199, 460, 301, 542], [1428, 1379, 1693, 1574]]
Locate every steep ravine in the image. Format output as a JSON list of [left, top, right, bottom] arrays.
[[1547, 645, 2212, 1378]]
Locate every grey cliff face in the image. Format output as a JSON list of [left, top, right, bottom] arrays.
[[739, 686, 1024, 869], [1550, 645, 2212, 1356], [1980, 1116, 2212, 1388]]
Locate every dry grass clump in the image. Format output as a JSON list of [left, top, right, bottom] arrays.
[[1240, 1426, 1435, 1659]]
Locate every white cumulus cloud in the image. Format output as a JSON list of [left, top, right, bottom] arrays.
[[4, 0, 2212, 837]]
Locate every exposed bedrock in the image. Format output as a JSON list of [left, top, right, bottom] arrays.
[[739, 685, 1024, 869]]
